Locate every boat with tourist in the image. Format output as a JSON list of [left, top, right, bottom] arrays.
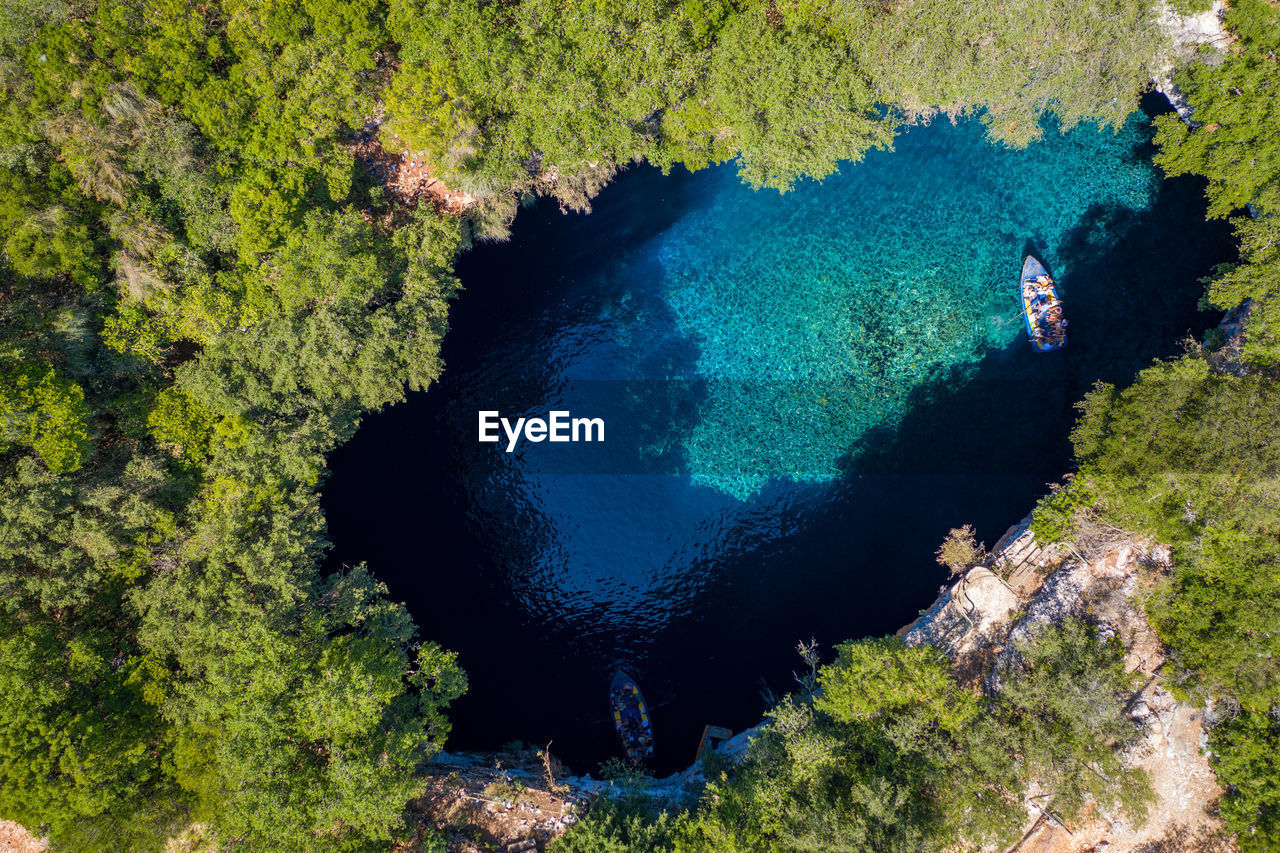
[[1020, 256, 1068, 352], [609, 671, 655, 762]]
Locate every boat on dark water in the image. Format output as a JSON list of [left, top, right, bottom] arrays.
[[1020, 256, 1067, 352], [695, 724, 733, 763], [609, 671, 654, 762]]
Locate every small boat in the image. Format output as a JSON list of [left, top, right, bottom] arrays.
[[695, 725, 733, 763], [609, 671, 654, 762], [1020, 256, 1067, 352]]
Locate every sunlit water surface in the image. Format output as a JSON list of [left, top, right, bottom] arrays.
[[325, 100, 1234, 773]]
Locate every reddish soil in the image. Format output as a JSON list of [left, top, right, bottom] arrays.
[[398, 749, 582, 853], [352, 134, 475, 215]]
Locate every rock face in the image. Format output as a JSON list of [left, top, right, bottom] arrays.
[[1212, 299, 1256, 376], [1153, 0, 1231, 122], [902, 519, 1233, 852], [413, 749, 584, 853], [0, 820, 46, 853], [901, 566, 1020, 676]]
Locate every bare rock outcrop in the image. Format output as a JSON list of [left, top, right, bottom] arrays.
[[0, 820, 46, 853], [1153, 0, 1232, 122], [901, 518, 1231, 852]]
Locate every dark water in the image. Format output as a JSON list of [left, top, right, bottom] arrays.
[[323, 96, 1234, 775]]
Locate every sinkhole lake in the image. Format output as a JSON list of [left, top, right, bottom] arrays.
[[325, 97, 1234, 774]]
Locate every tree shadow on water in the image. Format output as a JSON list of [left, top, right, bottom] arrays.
[[841, 170, 1234, 483]]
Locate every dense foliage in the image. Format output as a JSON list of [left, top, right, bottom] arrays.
[[382, 0, 1174, 196], [1153, 0, 1280, 363], [1026, 1, 1280, 844], [555, 623, 1150, 852], [1034, 356, 1280, 850], [0, 0, 1274, 849], [0, 2, 469, 849]]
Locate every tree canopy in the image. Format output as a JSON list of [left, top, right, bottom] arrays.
[[0, 0, 1274, 848], [557, 623, 1149, 852]]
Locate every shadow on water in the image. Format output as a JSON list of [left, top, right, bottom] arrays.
[[646, 155, 1235, 773], [323, 96, 1235, 776], [847, 105, 1234, 478], [324, 166, 718, 770]]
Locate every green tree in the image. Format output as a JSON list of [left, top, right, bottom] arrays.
[[1148, 529, 1280, 711], [1056, 358, 1280, 708], [998, 620, 1153, 822], [0, 609, 185, 852], [146, 387, 218, 466], [1153, 0, 1280, 217], [675, 637, 1022, 852], [934, 524, 985, 577], [1202, 217, 1280, 366], [787, 0, 1167, 148], [1210, 709, 1280, 852], [815, 637, 976, 732], [553, 797, 677, 853], [659, 8, 894, 191], [4, 207, 98, 285], [0, 365, 92, 474], [139, 554, 466, 850]]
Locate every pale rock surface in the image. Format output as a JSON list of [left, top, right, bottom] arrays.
[[1153, 0, 1231, 121], [903, 567, 1019, 653], [0, 821, 45, 853]]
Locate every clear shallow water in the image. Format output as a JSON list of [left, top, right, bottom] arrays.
[[658, 115, 1156, 496], [324, 98, 1234, 774]]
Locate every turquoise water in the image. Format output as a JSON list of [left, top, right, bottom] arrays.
[[326, 101, 1233, 773], [656, 116, 1156, 497]]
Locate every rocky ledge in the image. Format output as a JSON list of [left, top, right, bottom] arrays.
[[410, 511, 1237, 852], [1153, 0, 1232, 122], [902, 517, 1232, 852]]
